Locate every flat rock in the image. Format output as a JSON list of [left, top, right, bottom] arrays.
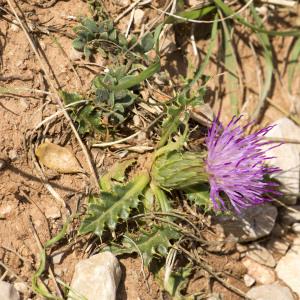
[[276, 237, 300, 297], [265, 117, 300, 205], [246, 243, 276, 267], [246, 284, 294, 300], [68, 252, 121, 300], [213, 204, 277, 242], [242, 258, 276, 284], [0, 281, 20, 300]]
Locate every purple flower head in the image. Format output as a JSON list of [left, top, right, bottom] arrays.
[[205, 116, 281, 212]]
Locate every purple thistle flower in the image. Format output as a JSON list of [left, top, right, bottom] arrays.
[[205, 116, 281, 212]]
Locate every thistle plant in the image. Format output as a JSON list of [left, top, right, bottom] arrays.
[[153, 116, 281, 212]]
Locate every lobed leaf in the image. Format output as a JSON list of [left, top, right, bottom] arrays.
[[79, 172, 150, 236], [110, 226, 180, 266]]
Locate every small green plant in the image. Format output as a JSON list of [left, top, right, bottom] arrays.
[[72, 17, 155, 60]]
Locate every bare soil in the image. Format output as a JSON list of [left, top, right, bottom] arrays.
[[0, 0, 300, 299]]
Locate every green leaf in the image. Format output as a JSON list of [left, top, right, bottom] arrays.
[[150, 183, 172, 212], [164, 264, 192, 299], [110, 226, 180, 266], [287, 38, 300, 93], [214, 0, 300, 37], [60, 90, 82, 105], [249, 4, 273, 120], [72, 38, 85, 51], [79, 172, 150, 236], [111, 60, 160, 91], [221, 16, 240, 115], [184, 185, 211, 210], [165, 5, 216, 24], [100, 159, 136, 192], [141, 33, 155, 52]]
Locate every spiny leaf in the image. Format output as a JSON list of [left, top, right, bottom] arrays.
[[287, 38, 300, 93], [184, 185, 211, 211], [110, 226, 180, 266], [250, 4, 273, 120], [163, 263, 193, 299], [100, 159, 136, 192], [79, 172, 150, 236]]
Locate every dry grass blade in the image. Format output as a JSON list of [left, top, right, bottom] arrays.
[[220, 13, 240, 115], [177, 245, 251, 299], [250, 4, 274, 121], [287, 37, 300, 93]]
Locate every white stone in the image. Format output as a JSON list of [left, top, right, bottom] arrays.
[[0, 204, 15, 217], [45, 206, 61, 219], [68, 252, 121, 300], [276, 237, 300, 297], [246, 243, 276, 267], [242, 258, 276, 284], [243, 274, 255, 287], [265, 117, 300, 205], [246, 284, 294, 300], [8, 150, 18, 161], [292, 222, 300, 233], [52, 253, 64, 264], [214, 204, 277, 242], [0, 281, 20, 300], [13, 282, 28, 294], [133, 9, 145, 26]]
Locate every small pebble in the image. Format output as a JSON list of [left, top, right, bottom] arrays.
[[52, 253, 64, 264], [14, 282, 28, 294], [244, 274, 256, 287], [292, 223, 300, 234], [8, 149, 18, 161], [45, 206, 61, 219], [133, 9, 145, 26]]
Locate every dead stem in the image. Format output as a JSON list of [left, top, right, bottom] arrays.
[[177, 245, 251, 300]]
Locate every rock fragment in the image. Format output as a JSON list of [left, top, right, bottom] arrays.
[[242, 258, 275, 284], [68, 252, 121, 300], [265, 117, 300, 205], [246, 284, 294, 300], [276, 237, 300, 297], [213, 204, 277, 242], [0, 281, 20, 300]]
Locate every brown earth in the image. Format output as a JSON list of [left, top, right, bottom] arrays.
[[0, 0, 300, 299]]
